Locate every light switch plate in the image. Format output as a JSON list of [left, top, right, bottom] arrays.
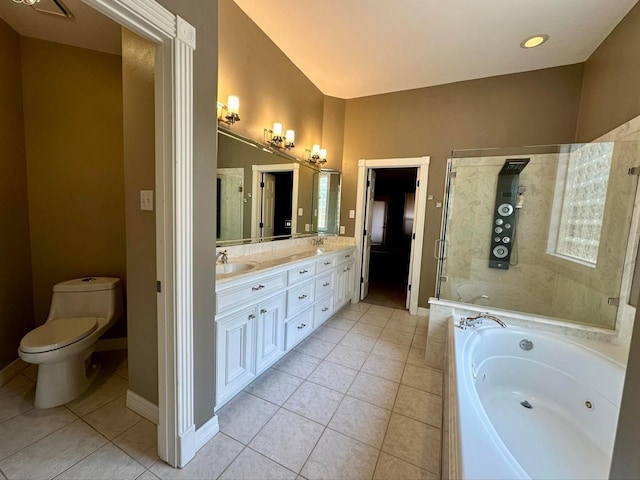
[[298, 207, 304, 216], [140, 190, 154, 211]]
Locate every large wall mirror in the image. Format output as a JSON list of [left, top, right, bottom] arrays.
[[217, 128, 341, 246]]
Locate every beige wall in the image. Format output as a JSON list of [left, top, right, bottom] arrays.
[[20, 37, 126, 328], [321, 96, 347, 171], [121, 28, 157, 404], [0, 19, 34, 370], [576, 2, 640, 142], [342, 65, 584, 306], [218, 1, 324, 161]]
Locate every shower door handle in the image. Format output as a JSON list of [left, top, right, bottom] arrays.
[[434, 239, 448, 260]]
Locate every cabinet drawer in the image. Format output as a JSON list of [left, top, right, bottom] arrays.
[[285, 307, 313, 350], [335, 249, 355, 266], [216, 272, 286, 314], [315, 271, 334, 299], [316, 256, 335, 274], [286, 279, 315, 317], [314, 295, 334, 328], [287, 261, 316, 285]]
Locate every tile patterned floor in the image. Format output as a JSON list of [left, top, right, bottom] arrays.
[[0, 303, 445, 480]]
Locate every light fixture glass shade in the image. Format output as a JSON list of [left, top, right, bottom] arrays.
[[273, 122, 283, 136], [312, 144, 321, 156], [227, 95, 239, 114], [285, 129, 295, 143], [320, 148, 327, 161]]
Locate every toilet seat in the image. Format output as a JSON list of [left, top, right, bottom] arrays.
[[20, 317, 98, 353]]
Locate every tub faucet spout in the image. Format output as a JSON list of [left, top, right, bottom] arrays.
[[458, 313, 506, 329]]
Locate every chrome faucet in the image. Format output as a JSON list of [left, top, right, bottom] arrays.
[[216, 250, 228, 264], [457, 313, 506, 329]]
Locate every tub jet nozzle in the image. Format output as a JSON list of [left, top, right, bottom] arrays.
[[520, 400, 533, 409]]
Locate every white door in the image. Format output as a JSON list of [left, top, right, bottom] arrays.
[[406, 173, 420, 309], [260, 173, 276, 238], [360, 169, 376, 299]]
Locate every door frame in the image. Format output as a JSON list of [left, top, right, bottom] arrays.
[[251, 163, 300, 239], [83, 0, 196, 468], [354, 157, 430, 315]]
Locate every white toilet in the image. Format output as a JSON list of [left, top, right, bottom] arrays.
[[18, 277, 123, 409]]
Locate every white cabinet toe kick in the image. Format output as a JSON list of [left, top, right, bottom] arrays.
[[215, 247, 355, 410]]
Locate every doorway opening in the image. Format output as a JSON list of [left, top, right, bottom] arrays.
[[355, 157, 430, 315], [366, 168, 418, 309]]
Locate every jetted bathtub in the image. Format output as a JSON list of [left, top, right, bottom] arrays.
[[447, 317, 624, 480]]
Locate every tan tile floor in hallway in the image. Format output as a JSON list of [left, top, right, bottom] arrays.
[[0, 302, 445, 480]]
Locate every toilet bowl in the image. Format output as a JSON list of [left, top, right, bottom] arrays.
[[18, 277, 123, 409]]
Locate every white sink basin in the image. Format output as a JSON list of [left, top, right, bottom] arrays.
[[216, 262, 255, 275]]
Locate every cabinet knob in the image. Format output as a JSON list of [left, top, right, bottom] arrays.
[[299, 269, 308, 274], [324, 261, 331, 265], [297, 323, 306, 329], [345, 254, 350, 258], [251, 284, 265, 291], [248, 314, 256, 319], [298, 294, 307, 300], [260, 309, 267, 314]]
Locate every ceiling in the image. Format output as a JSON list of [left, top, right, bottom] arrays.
[[2, 0, 637, 100], [0, 0, 120, 55], [233, 0, 639, 99]]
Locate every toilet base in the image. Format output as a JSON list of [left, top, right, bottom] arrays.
[[34, 349, 100, 409]]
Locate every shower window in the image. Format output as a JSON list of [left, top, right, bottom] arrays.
[[547, 143, 613, 266]]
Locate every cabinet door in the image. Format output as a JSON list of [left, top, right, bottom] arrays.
[[256, 293, 286, 374], [216, 306, 256, 408], [334, 260, 356, 310]]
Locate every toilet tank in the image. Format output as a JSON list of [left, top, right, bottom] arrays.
[[47, 277, 123, 322]]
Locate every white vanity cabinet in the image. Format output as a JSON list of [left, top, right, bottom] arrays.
[[215, 245, 356, 410]]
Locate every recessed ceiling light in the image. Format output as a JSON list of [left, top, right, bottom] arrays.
[[520, 34, 549, 49]]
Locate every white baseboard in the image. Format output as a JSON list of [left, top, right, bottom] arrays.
[[126, 389, 159, 425], [418, 306, 430, 316], [0, 358, 28, 387], [195, 414, 219, 451], [95, 337, 128, 352]]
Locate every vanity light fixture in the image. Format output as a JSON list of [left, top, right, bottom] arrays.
[[13, 0, 39, 4], [520, 34, 549, 49], [306, 144, 327, 165], [264, 123, 295, 150], [217, 95, 240, 125]]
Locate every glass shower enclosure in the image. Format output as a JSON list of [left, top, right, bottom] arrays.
[[436, 141, 640, 329]]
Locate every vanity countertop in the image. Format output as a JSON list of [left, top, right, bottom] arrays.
[[216, 243, 354, 284]]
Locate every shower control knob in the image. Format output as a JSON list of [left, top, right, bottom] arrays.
[[505, 223, 511, 229], [495, 219, 504, 226], [498, 203, 514, 216], [502, 237, 511, 243], [493, 245, 509, 258], [495, 227, 503, 234], [494, 236, 501, 242]]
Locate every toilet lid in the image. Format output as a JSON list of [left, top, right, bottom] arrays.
[[20, 317, 98, 353]]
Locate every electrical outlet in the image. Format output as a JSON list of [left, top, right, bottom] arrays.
[[140, 190, 154, 211], [298, 207, 304, 216], [349, 209, 355, 218], [340, 226, 345, 235], [305, 224, 310, 232]]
